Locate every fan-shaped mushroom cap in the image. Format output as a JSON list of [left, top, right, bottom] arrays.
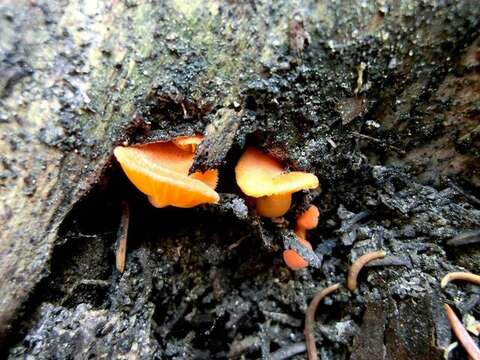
[[235, 147, 319, 217], [235, 147, 319, 197], [114, 141, 219, 208]]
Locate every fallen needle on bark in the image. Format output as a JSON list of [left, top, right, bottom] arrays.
[[116, 201, 130, 273], [441, 272, 480, 288], [444, 304, 480, 360], [304, 283, 341, 360], [347, 250, 386, 291]]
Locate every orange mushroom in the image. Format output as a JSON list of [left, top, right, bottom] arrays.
[[295, 205, 320, 240], [235, 147, 319, 217], [283, 205, 320, 270], [114, 137, 219, 208]]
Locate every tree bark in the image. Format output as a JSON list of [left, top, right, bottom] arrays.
[[1, 0, 479, 358]]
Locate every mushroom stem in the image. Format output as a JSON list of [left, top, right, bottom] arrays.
[[294, 226, 307, 241], [347, 250, 386, 291], [441, 272, 480, 288], [304, 284, 341, 360], [444, 304, 480, 360], [256, 193, 292, 218]]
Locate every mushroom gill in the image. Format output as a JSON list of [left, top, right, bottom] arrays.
[[114, 137, 219, 208]]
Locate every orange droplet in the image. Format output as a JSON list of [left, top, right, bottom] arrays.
[[283, 250, 309, 270]]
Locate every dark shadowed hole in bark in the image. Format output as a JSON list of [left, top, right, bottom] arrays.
[[9, 155, 313, 358]]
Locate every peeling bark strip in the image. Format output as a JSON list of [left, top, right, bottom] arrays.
[[115, 201, 130, 273], [446, 230, 480, 246], [191, 108, 241, 173], [350, 300, 388, 360]]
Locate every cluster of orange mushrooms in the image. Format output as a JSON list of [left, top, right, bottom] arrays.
[[114, 134, 320, 270], [114, 134, 480, 360]]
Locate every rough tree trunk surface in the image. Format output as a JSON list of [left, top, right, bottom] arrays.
[[1, 0, 479, 359]]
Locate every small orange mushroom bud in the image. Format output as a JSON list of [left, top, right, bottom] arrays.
[[172, 134, 203, 153], [283, 238, 312, 270], [296, 205, 320, 230], [114, 138, 219, 208], [283, 250, 308, 270], [294, 205, 320, 242], [285, 205, 320, 270], [235, 147, 319, 217]]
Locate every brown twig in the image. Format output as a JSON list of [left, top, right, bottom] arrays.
[[304, 283, 341, 360], [446, 230, 480, 246], [347, 250, 386, 291], [351, 131, 406, 154], [228, 335, 261, 358], [116, 201, 130, 273], [444, 304, 480, 360], [262, 311, 302, 327], [227, 235, 248, 251], [441, 272, 480, 288]]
